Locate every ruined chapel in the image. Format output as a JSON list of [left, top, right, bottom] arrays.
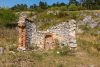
[[17, 16, 77, 50]]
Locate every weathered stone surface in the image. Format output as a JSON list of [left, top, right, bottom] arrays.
[[17, 16, 77, 50], [81, 16, 100, 28]]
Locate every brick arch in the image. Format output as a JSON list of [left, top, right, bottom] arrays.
[[44, 33, 56, 50]]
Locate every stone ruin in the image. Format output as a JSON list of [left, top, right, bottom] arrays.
[[17, 16, 77, 50]]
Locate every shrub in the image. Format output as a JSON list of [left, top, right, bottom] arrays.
[[68, 4, 78, 11]]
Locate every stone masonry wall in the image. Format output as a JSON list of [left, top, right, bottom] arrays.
[[17, 17, 77, 50]]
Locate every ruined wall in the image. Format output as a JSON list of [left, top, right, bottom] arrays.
[[28, 20, 77, 49], [25, 20, 35, 47], [48, 20, 77, 48], [17, 17, 77, 50]]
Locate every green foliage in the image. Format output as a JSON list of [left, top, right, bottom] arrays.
[[37, 14, 67, 30], [35, 7, 45, 13], [80, 0, 100, 10], [69, 0, 79, 5], [68, 11, 79, 19], [60, 6, 68, 11], [48, 6, 60, 11], [30, 4, 38, 10], [77, 5, 86, 10], [39, 22, 54, 30], [95, 26, 100, 31], [39, 1, 48, 9], [36, 13, 58, 30], [0, 9, 18, 28], [68, 4, 78, 11], [79, 25, 90, 31], [52, 2, 66, 7], [95, 5, 100, 10], [79, 25, 99, 36], [11, 4, 28, 11]]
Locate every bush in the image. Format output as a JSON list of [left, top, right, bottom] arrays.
[[68, 4, 78, 11]]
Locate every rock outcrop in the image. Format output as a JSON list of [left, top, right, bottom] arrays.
[[82, 16, 100, 28]]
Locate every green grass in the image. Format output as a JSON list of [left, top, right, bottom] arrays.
[[0, 9, 18, 28]]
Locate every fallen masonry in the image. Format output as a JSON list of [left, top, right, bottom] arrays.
[[17, 16, 77, 51]]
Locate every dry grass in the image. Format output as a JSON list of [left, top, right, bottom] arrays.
[[0, 27, 100, 67], [0, 28, 17, 45], [77, 33, 100, 44]]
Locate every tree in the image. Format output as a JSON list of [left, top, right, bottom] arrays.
[[69, 0, 79, 5], [52, 2, 66, 7], [11, 4, 28, 11], [30, 4, 38, 10], [79, 0, 100, 9], [39, 1, 48, 9]]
